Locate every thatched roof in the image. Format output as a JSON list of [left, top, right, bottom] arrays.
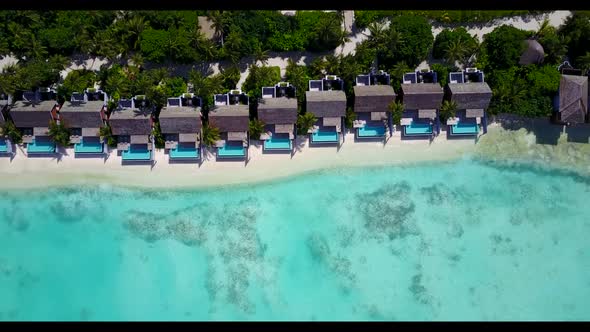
[[108, 108, 152, 136], [209, 105, 249, 132], [158, 108, 202, 134], [59, 101, 105, 129], [519, 39, 545, 65], [306, 91, 346, 118], [447, 82, 493, 109], [559, 74, 588, 124], [8, 101, 57, 128], [257, 97, 298, 124], [400, 84, 444, 110], [353, 85, 396, 113]]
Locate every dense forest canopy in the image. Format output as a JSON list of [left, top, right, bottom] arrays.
[[0, 10, 588, 121]]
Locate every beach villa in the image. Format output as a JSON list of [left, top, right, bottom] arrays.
[[258, 82, 297, 153], [353, 70, 395, 139], [557, 71, 588, 124], [445, 68, 493, 137], [108, 96, 154, 163], [54, 89, 108, 156], [306, 75, 347, 145], [159, 93, 203, 162], [4, 89, 59, 156], [0, 96, 12, 156], [399, 70, 443, 138], [208, 89, 250, 160]]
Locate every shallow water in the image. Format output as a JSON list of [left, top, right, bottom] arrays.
[[0, 156, 589, 321]]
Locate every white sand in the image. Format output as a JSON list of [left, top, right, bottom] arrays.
[[0, 131, 477, 190]]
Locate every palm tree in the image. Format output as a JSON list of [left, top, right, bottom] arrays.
[[129, 53, 144, 69], [388, 101, 404, 125], [125, 16, 148, 50], [249, 119, 265, 139], [202, 123, 221, 147], [445, 39, 468, 67], [48, 120, 71, 147], [0, 64, 19, 97], [366, 22, 386, 45], [99, 125, 116, 147], [384, 28, 403, 54], [535, 18, 551, 39], [576, 52, 590, 72], [208, 11, 226, 46], [296, 112, 318, 135], [254, 47, 270, 65], [26, 34, 48, 60], [1, 121, 23, 144], [439, 100, 458, 122]]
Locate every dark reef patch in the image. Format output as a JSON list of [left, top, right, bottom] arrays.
[[356, 181, 419, 240]]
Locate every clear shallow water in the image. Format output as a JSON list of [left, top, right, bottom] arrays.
[[1, 157, 590, 321]]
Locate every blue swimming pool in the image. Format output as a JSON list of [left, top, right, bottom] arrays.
[[264, 136, 292, 150], [122, 145, 151, 161], [170, 144, 200, 159], [218, 144, 245, 157], [404, 122, 433, 136], [451, 122, 479, 135], [311, 130, 339, 143], [75, 138, 103, 154], [0, 139, 7, 153], [358, 125, 386, 137], [27, 138, 56, 154]]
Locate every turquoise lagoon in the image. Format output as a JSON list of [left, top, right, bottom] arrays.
[[1, 157, 590, 321]]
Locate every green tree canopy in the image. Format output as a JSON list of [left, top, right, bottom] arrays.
[[432, 27, 478, 66], [242, 64, 281, 100], [57, 69, 97, 103], [480, 25, 528, 71], [381, 15, 433, 69]]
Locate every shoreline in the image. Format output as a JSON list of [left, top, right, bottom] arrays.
[[2, 123, 590, 191], [0, 130, 478, 190]]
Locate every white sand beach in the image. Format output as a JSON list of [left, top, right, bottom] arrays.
[[0, 130, 477, 190]]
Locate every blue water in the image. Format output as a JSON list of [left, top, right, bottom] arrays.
[[264, 137, 292, 150], [0, 139, 6, 153], [122, 145, 151, 161], [218, 144, 245, 157], [404, 122, 433, 136], [75, 138, 103, 154], [27, 138, 55, 154], [358, 126, 386, 138], [312, 130, 339, 143], [452, 122, 479, 135], [1, 158, 590, 321], [170, 144, 200, 159]]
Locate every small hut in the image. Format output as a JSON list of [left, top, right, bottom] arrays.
[[353, 71, 395, 139], [558, 74, 588, 124], [108, 96, 153, 162], [519, 39, 545, 66], [208, 90, 250, 160], [7, 90, 59, 155], [57, 90, 107, 155], [258, 83, 298, 152], [159, 94, 203, 161]]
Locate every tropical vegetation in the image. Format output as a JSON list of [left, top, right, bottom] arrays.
[[48, 120, 71, 147]]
